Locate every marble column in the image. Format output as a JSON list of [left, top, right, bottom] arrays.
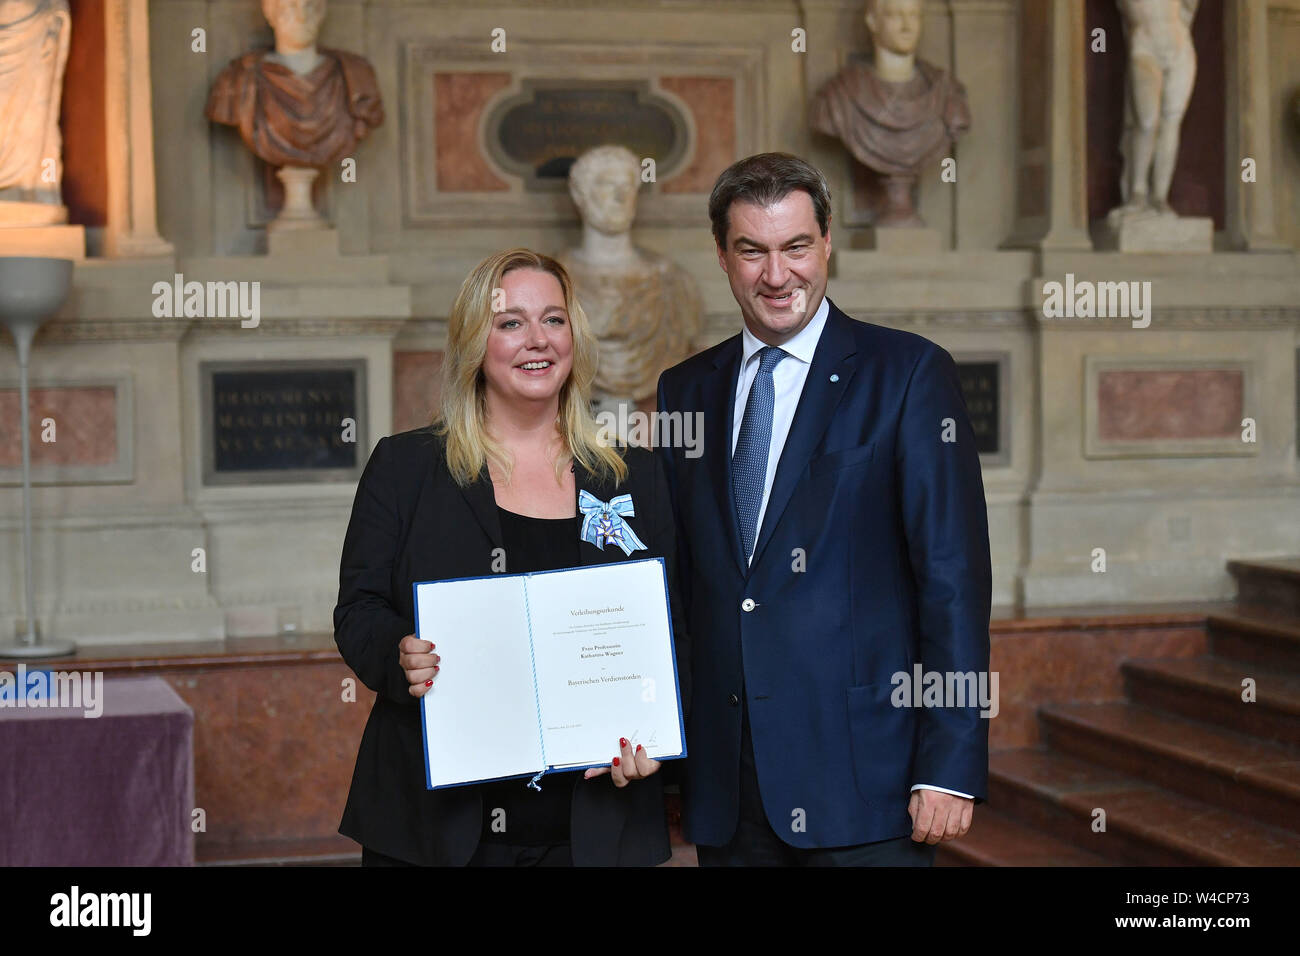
[[1223, 0, 1289, 251], [103, 0, 172, 258], [1004, 0, 1091, 251]]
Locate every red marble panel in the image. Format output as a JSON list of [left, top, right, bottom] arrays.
[[659, 76, 735, 195], [989, 623, 1207, 750], [393, 350, 442, 434], [1096, 368, 1243, 441], [160, 659, 375, 849], [0, 385, 117, 467], [435, 73, 512, 192]]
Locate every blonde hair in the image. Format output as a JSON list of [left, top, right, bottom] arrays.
[[432, 248, 628, 488]]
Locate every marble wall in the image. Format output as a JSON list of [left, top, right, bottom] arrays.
[[0, 0, 1298, 645]]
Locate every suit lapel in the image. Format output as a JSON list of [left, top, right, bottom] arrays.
[[705, 337, 746, 576], [749, 302, 859, 570]]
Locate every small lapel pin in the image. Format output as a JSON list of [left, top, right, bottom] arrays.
[[829, 374, 840, 383]]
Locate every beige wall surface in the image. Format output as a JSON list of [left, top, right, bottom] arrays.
[[0, 0, 1296, 644]]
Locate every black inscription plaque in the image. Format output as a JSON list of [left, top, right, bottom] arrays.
[[488, 81, 688, 189], [201, 359, 367, 485], [956, 359, 1004, 461]]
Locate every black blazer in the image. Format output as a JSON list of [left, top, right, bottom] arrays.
[[333, 425, 690, 866]]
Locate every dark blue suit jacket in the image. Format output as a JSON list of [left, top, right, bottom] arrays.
[[656, 298, 992, 849]]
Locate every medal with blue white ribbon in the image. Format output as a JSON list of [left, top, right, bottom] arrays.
[[578, 490, 647, 556]]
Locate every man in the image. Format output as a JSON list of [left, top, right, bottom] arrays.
[[656, 153, 991, 866]]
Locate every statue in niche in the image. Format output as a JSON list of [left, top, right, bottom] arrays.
[[557, 145, 701, 419], [1107, 0, 1200, 226], [810, 0, 970, 228], [205, 0, 383, 229], [0, 0, 72, 226]]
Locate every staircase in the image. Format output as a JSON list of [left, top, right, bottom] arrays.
[[942, 558, 1300, 866]]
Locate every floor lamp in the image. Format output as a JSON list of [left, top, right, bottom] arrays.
[[0, 256, 75, 659]]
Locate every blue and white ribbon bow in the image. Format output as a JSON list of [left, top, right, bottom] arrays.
[[578, 490, 647, 556]]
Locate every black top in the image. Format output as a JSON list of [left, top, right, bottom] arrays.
[[477, 506, 583, 845]]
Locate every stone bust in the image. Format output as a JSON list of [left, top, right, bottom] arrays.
[[810, 0, 970, 227], [205, 0, 383, 169], [557, 145, 701, 408], [0, 0, 72, 224]]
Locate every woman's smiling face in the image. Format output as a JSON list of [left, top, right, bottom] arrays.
[[481, 267, 575, 410]]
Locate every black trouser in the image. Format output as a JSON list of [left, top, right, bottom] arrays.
[[695, 698, 936, 867]]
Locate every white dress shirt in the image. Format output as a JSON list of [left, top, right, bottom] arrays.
[[729, 294, 974, 803]]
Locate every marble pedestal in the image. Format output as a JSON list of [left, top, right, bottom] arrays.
[[1096, 215, 1214, 253], [0, 226, 85, 260]]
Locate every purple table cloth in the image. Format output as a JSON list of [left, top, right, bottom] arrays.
[[0, 674, 195, 866]]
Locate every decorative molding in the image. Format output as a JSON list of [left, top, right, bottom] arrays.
[[402, 37, 766, 226], [1038, 307, 1300, 329]]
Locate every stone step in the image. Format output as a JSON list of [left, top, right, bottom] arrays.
[[1039, 701, 1300, 835], [935, 804, 1113, 867], [1228, 559, 1300, 618], [1208, 608, 1300, 673], [1123, 656, 1300, 748], [989, 748, 1300, 866]]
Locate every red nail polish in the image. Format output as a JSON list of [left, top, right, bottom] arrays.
[[424, 679, 432, 687], [434, 665, 440, 672], [620, 737, 627, 748], [613, 757, 620, 767], [636, 744, 643, 753]]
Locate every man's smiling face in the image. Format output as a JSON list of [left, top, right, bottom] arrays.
[[716, 190, 831, 346]]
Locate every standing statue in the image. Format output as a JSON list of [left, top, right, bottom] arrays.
[[205, 0, 383, 229], [0, 0, 72, 225], [1108, 0, 1199, 225], [557, 145, 701, 417], [810, 0, 970, 228]]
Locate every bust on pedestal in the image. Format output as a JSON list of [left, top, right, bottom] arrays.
[[556, 146, 701, 431], [810, 0, 970, 253], [205, 0, 383, 238]]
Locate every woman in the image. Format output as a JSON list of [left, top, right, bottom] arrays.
[[333, 248, 689, 866]]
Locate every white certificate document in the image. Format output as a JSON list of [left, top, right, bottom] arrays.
[[414, 558, 685, 790]]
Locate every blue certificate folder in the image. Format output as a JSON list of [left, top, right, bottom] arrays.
[[413, 557, 686, 790]]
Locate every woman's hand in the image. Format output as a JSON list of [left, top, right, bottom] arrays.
[[583, 737, 660, 787], [398, 633, 440, 697]]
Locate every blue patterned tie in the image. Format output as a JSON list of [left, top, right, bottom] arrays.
[[733, 346, 788, 561]]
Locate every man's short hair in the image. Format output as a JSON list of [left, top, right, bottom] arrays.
[[707, 152, 832, 249]]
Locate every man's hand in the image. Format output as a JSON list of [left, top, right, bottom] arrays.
[[908, 789, 974, 844]]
